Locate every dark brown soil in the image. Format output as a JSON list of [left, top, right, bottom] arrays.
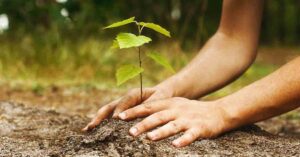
[[1, 102, 299, 157]]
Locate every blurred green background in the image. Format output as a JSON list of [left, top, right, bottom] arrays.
[[0, 0, 299, 97]]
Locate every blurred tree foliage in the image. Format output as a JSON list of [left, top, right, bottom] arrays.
[[0, 0, 299, 49]]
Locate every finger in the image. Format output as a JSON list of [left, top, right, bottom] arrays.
[[82, 100, 118, 132], [113, 88, 155, 118], [118, 99, 170, 120], [147, 120, 184, 141], [172, 128, 201, 147], [112, 94, 137, 118], [129, 110, 175, 136]]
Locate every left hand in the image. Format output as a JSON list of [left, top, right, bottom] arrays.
[[118, 97, 232, 147]]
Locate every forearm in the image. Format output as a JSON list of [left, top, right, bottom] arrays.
[[221, 57, 300, 130], [155, 0, 264, 99], [156, 32, 257, 99]]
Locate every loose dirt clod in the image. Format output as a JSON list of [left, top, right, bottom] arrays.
[[0, 102, 299, 157]]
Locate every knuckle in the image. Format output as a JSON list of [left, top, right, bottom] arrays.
[[178, 119, 189, 130], [142, 103, 152, 111], [154, 112, 166, 123], [169, 121, 181, 131], [188, 130, 199, 140]]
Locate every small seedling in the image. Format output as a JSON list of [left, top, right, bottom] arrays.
[[104, 17, 174, 101]]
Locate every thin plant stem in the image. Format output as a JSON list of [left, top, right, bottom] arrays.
[[138, 47, 143, 102], [136, 22, 143, 102]]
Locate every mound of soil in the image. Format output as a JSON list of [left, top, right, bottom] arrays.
[[0, 102, 299, 156]]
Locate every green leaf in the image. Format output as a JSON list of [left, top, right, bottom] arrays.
[[116, 33, 152, 49], [116, 64, 144, 86], [104, 17, 135, 29], [146, 52, 175, 73], [139, 22, 171, 37]]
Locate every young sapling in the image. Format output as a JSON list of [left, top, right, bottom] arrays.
[[104, 17, 174, 101]]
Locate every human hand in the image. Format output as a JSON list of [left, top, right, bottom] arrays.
[[118, 97, 232, 147], [82, 87, 173, 131]]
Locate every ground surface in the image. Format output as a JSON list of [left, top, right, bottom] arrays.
[[1, 84, 299, 138], [0, 48, 300, 156], [0, 102, 300, 157]]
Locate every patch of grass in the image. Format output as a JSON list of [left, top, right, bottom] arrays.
[[0, 34, 187, 91], [0, 34, 289, 96]]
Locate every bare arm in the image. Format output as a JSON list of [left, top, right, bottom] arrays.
[[83, 1, 268, 145], [83, 0, 264, 131], [121, 56, 300, 147], [85, 0, 300, 148], [221, 57, 300, 130], [156, 0, 264, 99]]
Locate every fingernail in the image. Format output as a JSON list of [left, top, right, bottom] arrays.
[[147, 132, 157, 140], [82, 125, 92, 132], [172, 140, 181, 147], [129, 127, 138, 136], [112, 113, 118, 118], [82, 127, 88, 132], [119, 112, 127, 120]]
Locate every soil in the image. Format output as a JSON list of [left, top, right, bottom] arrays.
[[0, 84, 121, 116], [1, 102, 300, 157], [1, 85, 299, 137]]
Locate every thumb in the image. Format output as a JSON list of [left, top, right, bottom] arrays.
[[113, 88, 155, 117]]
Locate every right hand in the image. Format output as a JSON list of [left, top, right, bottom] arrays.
[[82, 87, 173, 131]]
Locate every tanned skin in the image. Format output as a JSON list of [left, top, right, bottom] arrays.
[[83, 0, 300, 147]]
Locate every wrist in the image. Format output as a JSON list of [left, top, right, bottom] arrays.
[[154, 82, 176, 98], [154, 74, 183, 98], [215, 97, 246, 132]]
